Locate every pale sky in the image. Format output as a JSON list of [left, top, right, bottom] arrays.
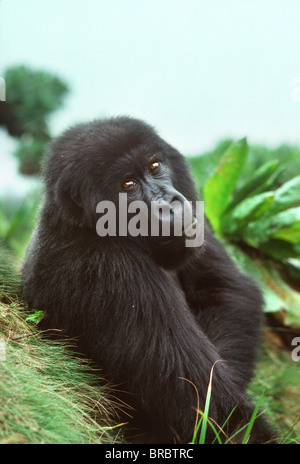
[[1, 0, 300, 195]]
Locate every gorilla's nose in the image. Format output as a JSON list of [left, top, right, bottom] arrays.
[[150, 192, 194, 240]]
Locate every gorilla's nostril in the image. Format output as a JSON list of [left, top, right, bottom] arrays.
[[170, 194, 185, 205]]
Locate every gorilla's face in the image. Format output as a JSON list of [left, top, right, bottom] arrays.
[[45, 117, 202, 265], [100, 146, 198, 246]]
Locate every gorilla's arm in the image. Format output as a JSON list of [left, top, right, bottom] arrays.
[[178, 230, 265, 390]]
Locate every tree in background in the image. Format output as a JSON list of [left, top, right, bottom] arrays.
[[0, 65, 69, 175], [0, 66, 68, 257]]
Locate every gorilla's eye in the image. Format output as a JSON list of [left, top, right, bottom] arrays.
[[122, 180, 136, 189], [149, 160, 160, 171]]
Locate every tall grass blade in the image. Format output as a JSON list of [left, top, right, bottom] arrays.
[[241, 395, 264, 444]]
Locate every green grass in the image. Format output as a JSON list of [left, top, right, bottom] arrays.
[[0, 301, 124, 444], [249, 336, 300, 444], [190, 360, 224, 444], [189, 362, 268, 444], [189, 343, 300, 444]]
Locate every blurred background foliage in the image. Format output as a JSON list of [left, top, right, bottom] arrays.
[[0, 65, 68, 175], [0, 65, 299, 442]]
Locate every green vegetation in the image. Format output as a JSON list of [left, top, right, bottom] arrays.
[[190, 348, 299, 444], [250, 340, 300, 443], [0, 65, 68, 174], [0, 245, 20, 301], [0, 194, 40, 259], [188, 140, 300, 328], [0, 306, 124, 444]]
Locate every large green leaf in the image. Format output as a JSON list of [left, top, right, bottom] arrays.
[[228, 159, 280, 209], [225, 244, 292, 315], [188, 140, 233, 196], [262, 265, 300, 327], [268, 175, 300, 215], [204, 138, 248, 233], [222, 191, 274, 235], [272, 222, 300, 243], [243, 207, 300, 247]]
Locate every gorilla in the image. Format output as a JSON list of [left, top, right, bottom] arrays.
[[22, 116, 274, 443]]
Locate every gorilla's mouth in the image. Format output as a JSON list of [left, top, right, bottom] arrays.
[[158, 216, 198, 246], [184, 216, 198, 237]]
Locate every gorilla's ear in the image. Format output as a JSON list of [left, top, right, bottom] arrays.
[[55, 175, 84, 223], [55, 173, 101, 228], [80, 187, 101, 228]]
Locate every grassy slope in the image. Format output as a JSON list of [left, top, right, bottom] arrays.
[[0, 300, 124, 444]]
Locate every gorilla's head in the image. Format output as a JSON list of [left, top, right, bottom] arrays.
[[43, 116, 203, 267]]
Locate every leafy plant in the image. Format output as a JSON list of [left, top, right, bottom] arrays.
[[189, 140, 300, 328], [189, 142, 300, 197], [204, 138, 248, 234]]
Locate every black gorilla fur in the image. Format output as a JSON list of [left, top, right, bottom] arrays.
[[22, 117, 274, 443]]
